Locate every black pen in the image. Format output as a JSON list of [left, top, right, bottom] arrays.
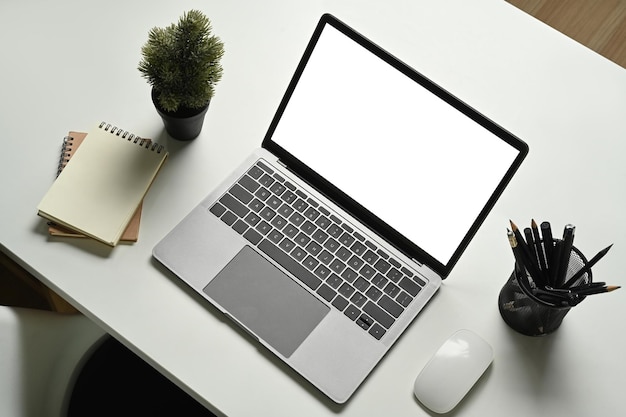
[[550, 239, 562, 287], [523, 226, 542, 284], [531, 219, 548, 285], [540, 221, 554, 277], [562, 244, 613, 288], [555, 224, 575, 287]]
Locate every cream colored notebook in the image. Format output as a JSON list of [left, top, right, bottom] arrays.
[[48, 131, 144, 242], [37, 122, 168, 246]]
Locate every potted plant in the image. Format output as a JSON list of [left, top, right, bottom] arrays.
[[138, 10, 225, 141]]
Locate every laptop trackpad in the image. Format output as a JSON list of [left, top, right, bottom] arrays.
[[203, 246, 330, 358]]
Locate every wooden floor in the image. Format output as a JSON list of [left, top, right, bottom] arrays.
[[507, 0, 626, 68]]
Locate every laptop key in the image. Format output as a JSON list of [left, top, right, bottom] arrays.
[[292, 247, 307, 262], [374, 258, 391, 274], [317, 284, 336, 302], [283, 224, 298, 239], [330, 296, 348, 312], [255, 187, 271, 201], [209, 203, 226, 217], [281, 190, 297, 204], [357, 314, 374, 330], [314, 264, 331, 280], [221, 211, 237, 226], [258, 239, 322, 291], [249, 198, 264, 213], [243, 228, 262, 245], [277, 203, 294, 218], [399, 276, 421, 297], [341, 267, 358, 283], [255, 221, 271, 235], [365, 286, 383, 301], [363, 301, 395, 329], [383, 282, 400, 298], [344, 305, 360, 321], [230, 184, 254, 204], [244, 212, 261, 226], [255, 161, 273, 174], [279, 238, 296, 253], [326, 273, 342, 289], [239, 175, 260, 193], [396, 291, 413, 307], [268, 230, 284, 244], [387, 268, 403, 283], [233, 219, 248, 235], [378, 295, 403, 318], [293, 198, 309, 212], [338, 282, 355, 298], [259, 173, 274, 187], [220, 194, 249, 218], [247, 165, 264, 179], [351, 292, 367, 308], [368, 324, 386, 340], [327, 223, 342, 238]]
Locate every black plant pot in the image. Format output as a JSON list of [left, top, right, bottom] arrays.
[[151, 89, 210, 141]]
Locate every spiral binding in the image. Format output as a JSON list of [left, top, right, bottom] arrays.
[[56, 135, 75, 177], [98, 121, 165, 154]]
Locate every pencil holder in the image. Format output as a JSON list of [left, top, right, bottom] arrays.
[[498, 245, 591, 336]]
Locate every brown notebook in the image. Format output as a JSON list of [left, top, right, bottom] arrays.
[[47, 131, 143, 242]]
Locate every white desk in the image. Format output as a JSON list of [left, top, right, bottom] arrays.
[[2, 0, 625, 415]]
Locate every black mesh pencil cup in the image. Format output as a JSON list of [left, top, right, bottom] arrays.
[[498, 244, 591, 336]]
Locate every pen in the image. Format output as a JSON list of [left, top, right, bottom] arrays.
[[555, 224, 575, 287], [540, 221, 554, 278], [562, 244, 613, 288], [549, 239, 562, 287], [531, 219, 548, 285], [524, 226, 542, 284]]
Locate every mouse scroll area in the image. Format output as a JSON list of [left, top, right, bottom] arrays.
[[413, 329, 493, 414]]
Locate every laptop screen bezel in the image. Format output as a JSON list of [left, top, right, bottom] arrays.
[[262, 13, 528, 278]]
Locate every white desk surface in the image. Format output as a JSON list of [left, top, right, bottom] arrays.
[[2, 0, 625, 416]]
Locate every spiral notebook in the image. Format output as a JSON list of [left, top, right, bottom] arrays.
[[47, 131, 143, 242], [37, 122, 168, 247]]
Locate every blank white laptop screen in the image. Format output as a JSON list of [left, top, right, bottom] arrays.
[[270, 25, 520, 266]]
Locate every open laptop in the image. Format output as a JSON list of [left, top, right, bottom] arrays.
[[153, 13, 528, 404]]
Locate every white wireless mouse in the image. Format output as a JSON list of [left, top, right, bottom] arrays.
[[413, 329, 493, 414]]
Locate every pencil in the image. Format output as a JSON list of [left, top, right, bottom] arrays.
[[509, 221, 541, 284], [507, 229, 525, 271], [562, 244, 613, 288], [573, 285, 620, 296]]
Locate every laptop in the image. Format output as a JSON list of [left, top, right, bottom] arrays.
[[153, 13, 528, 404]]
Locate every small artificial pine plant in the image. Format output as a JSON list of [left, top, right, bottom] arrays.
[[138, 9, 224, 116]]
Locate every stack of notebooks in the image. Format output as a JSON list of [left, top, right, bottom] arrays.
[[37, 122, 169, 247]]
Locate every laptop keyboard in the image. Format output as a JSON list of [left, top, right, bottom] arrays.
[[209, 160, 426, 340]]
